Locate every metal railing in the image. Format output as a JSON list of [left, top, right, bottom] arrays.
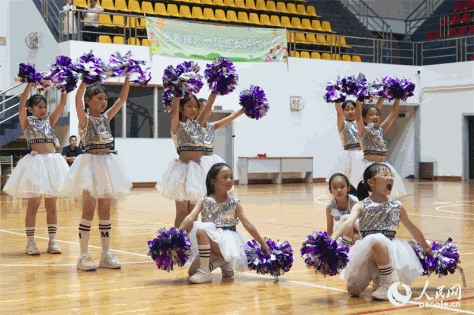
[[405, 0, 445, 40]]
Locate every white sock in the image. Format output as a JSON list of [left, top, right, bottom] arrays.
[[79, 218, 91, 255], [342, 236, 352, 248], [99, 219, 111, 255], [48, 224, 57, 242], [378, 263, 393, 283], [26, 227, 35, 243], [198, 245, 211, 272]]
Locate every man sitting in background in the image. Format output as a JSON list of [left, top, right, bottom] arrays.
[[62, 135, 83, 166]]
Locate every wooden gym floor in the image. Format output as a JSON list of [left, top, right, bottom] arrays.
[[0, 180, 473, 315]]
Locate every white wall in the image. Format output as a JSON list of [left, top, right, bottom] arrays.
[[0, 0, 10, 91]]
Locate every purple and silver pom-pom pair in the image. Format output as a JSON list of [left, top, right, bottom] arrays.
[[204, 57, 239, 95], [300, 231, 350, 277], [15, 63, 43, 85], [376, 77, 415, 101], [147, 228, 192, 272], [71, 51, 109, 85], [108, 51, 151, 86], [323, 79, 346, 103], [44, 56, 79, 93], [246, 238, 294, 277]]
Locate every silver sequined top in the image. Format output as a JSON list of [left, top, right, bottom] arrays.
[[329, 195, 359, 220], [201, 195, 239, 227], [202, 122, 215, 152], [359, 197, 402, 239], [24, 116, 55, 147], [79, 114, 114, 151], [339, 120, 361, 150], [172, 120, 206, 153], [360, 123, 388, 156]]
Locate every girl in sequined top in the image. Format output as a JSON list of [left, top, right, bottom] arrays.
[[158, 92, 216, 233], [179, 163, 270, 284], [332, 163, 432, 301], [327, 99, 384, 182], [326, 173, 360, 247], [60, 78, 131, 271], [4, 83, 69, 256], [350, 98, 406, 197]]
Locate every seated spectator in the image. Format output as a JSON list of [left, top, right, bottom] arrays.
[[62, 135, 83, 166]]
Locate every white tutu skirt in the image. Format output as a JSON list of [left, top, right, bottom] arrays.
[[326, 149, 364, 182], [334, 215, 360, 232], [188, 221, 250, 272], [350, 159, 406, 197], [157, 156, 213, 202], [341, 234, 423, 289], [59, 153, 132, 199], [3, 153, 69, 198], [205, 153, 226, 166]]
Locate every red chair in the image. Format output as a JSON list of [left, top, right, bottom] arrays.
[[469, 26, 474, 33], [453, 1, 465, 11], [461, 13, 471, 23], [471, 54, 474, 61], [448, 29, 457, 36], [441, 16, 449, 26], [465, 0, 474, 10], [450, 14, 461, 24], [457, 27, 467, 35], [435, 31, 441, 38], [426, 32, 436, 39]]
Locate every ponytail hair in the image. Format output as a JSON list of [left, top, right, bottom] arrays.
[[84, 84, 107, 114], [26, 94, 47, 117], [356, 163, 391, 200], [205, 162, 232, 196], [328, 173, 357, 198]]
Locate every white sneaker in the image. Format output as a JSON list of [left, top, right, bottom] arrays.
[[77, 253, 97, 271], [25, 241, 40, 255], [46, 240, 62, 254], [371, 281, 391, 300], [189, 267, 213, 284], [99, 251, 122, 269], [188, 256, 201, 276], [372, 272, 380, 291], [220, 261, 234, 278]]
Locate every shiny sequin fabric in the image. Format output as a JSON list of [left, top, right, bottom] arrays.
[[202, 122, 215, 152], [329, 194, 359, 219], [24, 116, 55, 146], [340, 120, 361, 150], [79, 114, 114, 151], [172, 120, 206, 153], [201, 195, 239, 227], [360, 123, 388, 156], [359, 197, 401, 239]]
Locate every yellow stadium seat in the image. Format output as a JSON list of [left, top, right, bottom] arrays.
[[249, 13, 259, 24], [256, 0, 266, 10], [167, 4, 179, 17], [301, 19, 312, 30], [98, 35, 112, 43], [179, 5, 192, 18], [142, 39, 149, 46], [340, 37, 352, 48], [291, 17, 302, 29], [142, 2, 154, 15], [322, 21, 334, 33], [342, 55, 351, 62], [296, 4, 306, 15], [306, 5, 317, 16], [260, 14, 271, 25], [201, 0, 212, 3], [280, 16, 291, 27], [139, 18, 146, 29], [213, 0, 225, 5], [312, 20, 322, 31], [189, 0, 201, 3], [180, 0, 189, 2], [333, 54, 340, 61], [113, 36, 125, 44], [128, 0, 142, 13], [311, 52, 321, 59], [353, 55, 362, 62], [316, 34, 328, 45], [286, 3, 297, 14], [114, 0, 129, 12], [100, 0, 115, 10], [286, 32, 294, 42], [234, 0, 245, 8], [226, 10, 238, 22], [224, 0, 235, 6], [306, 33, 316, 43], [203, 8, 215, 20], [237, 12, 249, 23], [266, 1, 276, 11], [276, 2, 286, 12], [192, 7, 204, 19], [215, 9, 226, 21], [300, 51, 310, 59], [245, 0, 256, 9], [270, 15, 281, 27], [295, 32, 305, 43], [125, 17, 138, 28], [290, 51, 300, 57], [99, 14, 113, 27], [155, 3, 168, 15], [128, 37, 140, 45], [74, 0, 87, 8], [322, 53, 331, 60], [112, 15, 125, 27]]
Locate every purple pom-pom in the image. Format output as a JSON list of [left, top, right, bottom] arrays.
[[147, 228, 192, 272], [246, 238, 294, 277], [300, 231, 350, 277], [162, 61, 203, 98], [323, 79, 346, 103], [377, 77, 416, 101], [15, 63, 43, 85], [72, 51, 109, 84], [239, 85, 269, 120], [408, 241, 431, 276], [46, 56, 78, 93], [204, 57, 239, 95], [341, 75, 360, 96], [108, 51, 151, 86], [36, 73, 54, 94], [162, 89, 174, 113]]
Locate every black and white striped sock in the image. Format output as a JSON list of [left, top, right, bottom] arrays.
[[48, 224, 57, 241], [79, 218, 91, 254], [99, 220, 111, 255], [342, 236, 352, 248], [378, 263, 393, 283], [198, 245, 211, 272], [26, 227, 35, 242]]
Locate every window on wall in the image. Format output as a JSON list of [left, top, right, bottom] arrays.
[[157, 87, 172, 139]]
